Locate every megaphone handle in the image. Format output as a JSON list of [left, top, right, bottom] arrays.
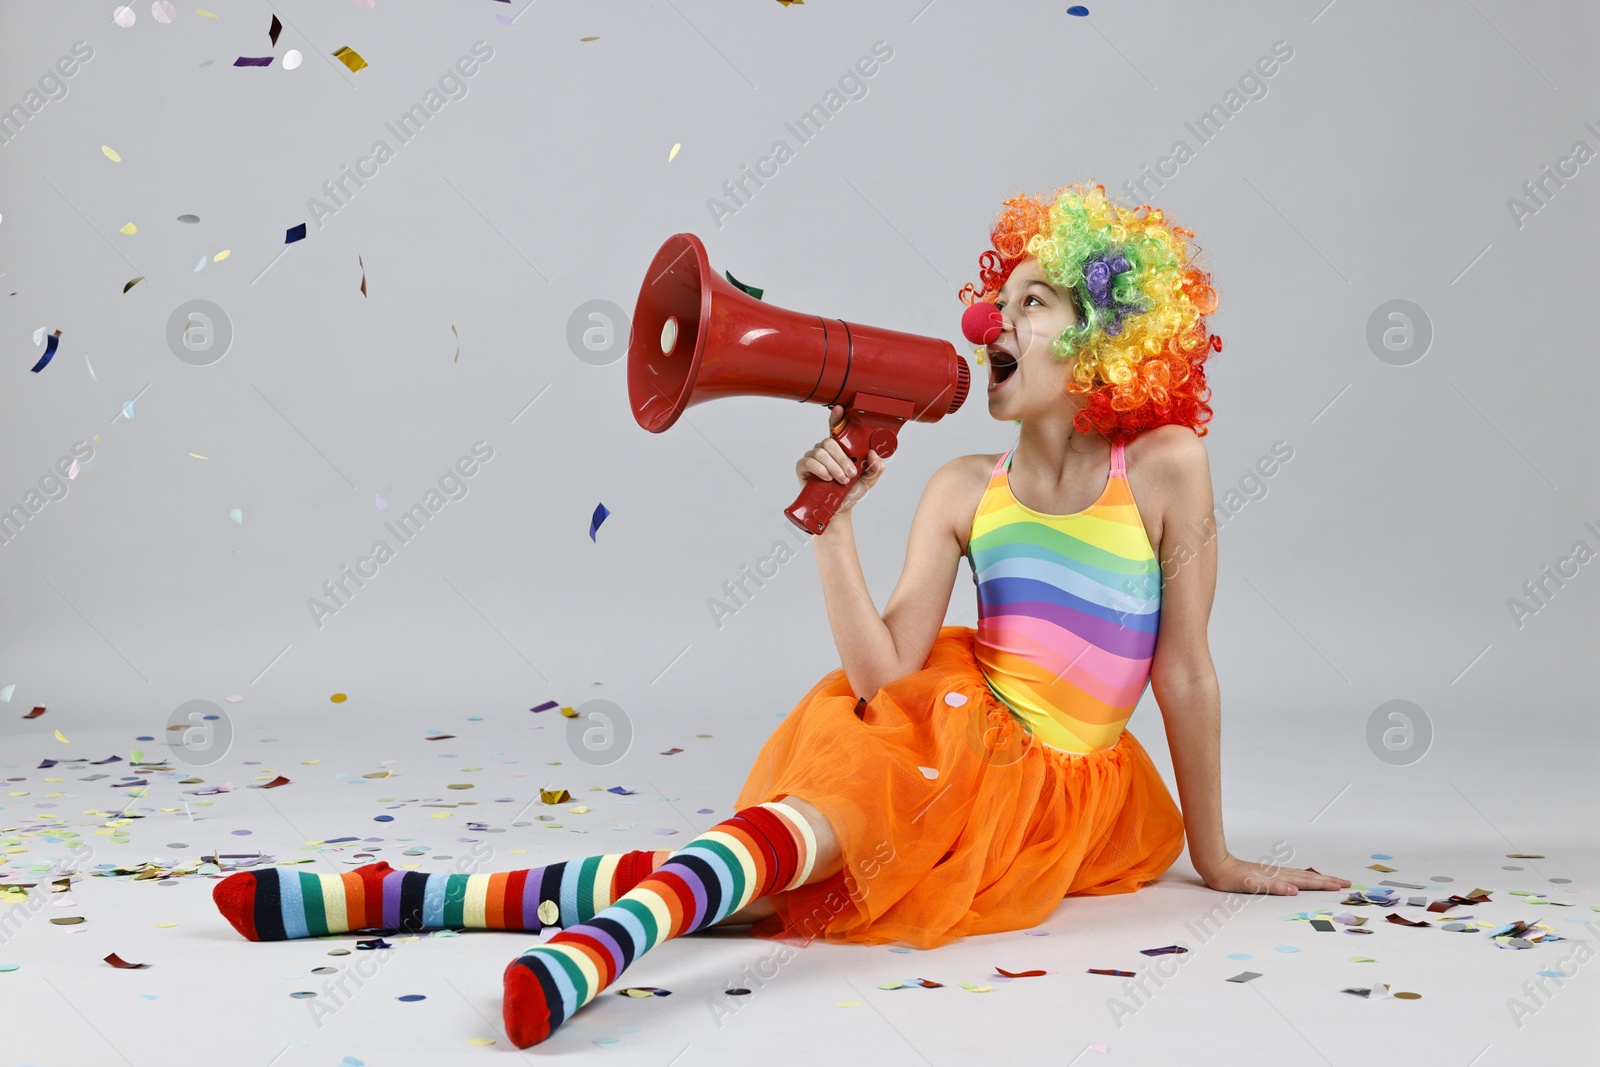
[[784, 412, 902, 536]]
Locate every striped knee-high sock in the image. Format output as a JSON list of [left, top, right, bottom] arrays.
[[211, 850, 673, 941], [502, 800, 816, 1048]]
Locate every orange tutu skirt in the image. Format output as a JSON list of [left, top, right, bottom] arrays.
[[734, 625, 1186, 949]]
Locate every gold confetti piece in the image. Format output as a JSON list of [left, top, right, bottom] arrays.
[[119, 222, 138, 235], [836, 999, 861, 1007], [446, 784, 473, 790], [1366, 864, 1396, 873], [567, 805, 589, 814], [540, 788, 573, 804], [430, 812, 451, 820], [537, 900, 559, 924], [53, 729, 69, 743], [332, 46, 368, 73], [214, 248, 231, 261], [1393, 991, 1422, 999], [196, 9, 218, 17], [102, 145, 121, 162], [668, 143, 681, 162], [559, 706, 577, 718], [466, 1038, 495, 1046], [330, 693, 347, 703], [579, 36, 600, 42], [189, 453, 208, 459]]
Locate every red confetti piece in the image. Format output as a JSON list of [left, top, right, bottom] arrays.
[[1385, 913, 1432, 928], [659, 747, 683, 755], [24, 706, 46, 719], [254, 775, 291, 789], [994, 967, 1047, 978], [104, 953, 149, 969], [1088, 968, 1136, 977]]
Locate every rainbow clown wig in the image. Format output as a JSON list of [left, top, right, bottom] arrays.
[[958, 183, 1222, 442]]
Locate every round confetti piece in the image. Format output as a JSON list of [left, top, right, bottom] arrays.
[[1392, 991, 1421, 1000], [374, 815, 393, 822], [177, 214, 200, 224], [594, 1038, 623, 1047], [466, 1038, 495, 1046], [289, 991, 317, 999], [943, 692, 967, 707], [397, 994, 426, 1002], [1067, 5, 1089, 15], [113, 7, 136, 27], [726, 988, 751, 995], [0, 963, 18, 972], [226, 694, 243, 703], [538, 900, 559, 925], [1550, 878, 1572, 884], [836, 999, 861, 1007], [1370, 854, 1393, 861], [311, 967, 337, 975], [154, 922, 177, 928], [1430, 876, 1453, 882], [331, 693, 348, 703], [213, 248, 231, 261], [151, 1, 175, 23], [283, 48, 303, 70], [1226, 953, 1253, 960], [1273, 945, 1301, 953], [230, 829, 252, 836], [1502, 866, 1524, 871], [327, 949, 351, 956], [877, 980, 905, 990]]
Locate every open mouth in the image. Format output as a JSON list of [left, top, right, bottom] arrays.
[[987, 350, 1018, 390]]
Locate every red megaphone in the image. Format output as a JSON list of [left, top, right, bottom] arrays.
[[628, 233, 971, 535]]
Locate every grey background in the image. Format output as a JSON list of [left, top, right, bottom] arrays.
[[1, 0, 1595, 770]]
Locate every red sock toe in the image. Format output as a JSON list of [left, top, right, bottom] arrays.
[[212, 871, 260, 941], [503, 957, 554, 1049]]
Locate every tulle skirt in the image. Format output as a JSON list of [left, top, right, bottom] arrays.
[[734, 625, 1186, 949]]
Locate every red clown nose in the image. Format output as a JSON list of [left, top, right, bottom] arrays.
[[961, 301, 1003, 346]]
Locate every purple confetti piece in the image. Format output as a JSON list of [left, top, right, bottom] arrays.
[[233, 56, 274, 67], [494, 14, 514, 25], [654, 828, 678, 836], [696, 808, 714, 814], [285, 223, 307, 244], [589, 502, 610, 541], [530, 700, 558, 713]]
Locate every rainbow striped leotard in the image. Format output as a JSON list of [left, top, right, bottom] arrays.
[[966, 441, 1161, 754]]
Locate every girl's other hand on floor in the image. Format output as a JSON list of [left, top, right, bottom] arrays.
[[1197, 853, 1351, 896]]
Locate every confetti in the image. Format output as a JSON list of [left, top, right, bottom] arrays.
[[253, 775, 291, 789], [530, 700, 558, 713], [589, 503, 610, 541], [359, 255, 367, 297], [451, 323, 460, 362], [54, 729, 69, 743], [917, 766, 938, 779], [24, 705, 45, 719], [0, 685, 13, 701], [119, 222, 138, 234], [332, 46, 368, 73], [943, 692, 967, 706], [268, 13, 282, 44], [122, 276, 147, 294], [113, 7, 136, 27], [104, 952, 149, 968], [1139, 945, 1188, 956], [659, 747, 683, 756], [49, 916, 86, 925], [1366, 863, 1396, 873], [330, 693, 347, 703], [152, 1, 176, 23], [537, 899, 560, 925], [541, 788, 572, 804], [102, 145, 122, 162], [668, 143, 681, 162], [177, 214, 199, 224], [285, 223, 307, 244], [189, 453, 208, 459], [31, 329, 61, 372], [724, 271, 764, 301], [466, 1038, 495, 1046], [1088, 968, 1135, 977], [196, 9, 219, 17], [617, 987, 671, 997], [229, 508, 243, 523], [375, 493, 388, 511], [559, 706, 577, 718], [397, 994, 426, 1002], [1225, 971, 1261, 983], [283, 49, 303, 70], [606, 786, 637, 795], [234, 57, 273, 67], [994, 967, 1047, 978], [1067, 5, 1090, 14], [194, 255, 208, 272]]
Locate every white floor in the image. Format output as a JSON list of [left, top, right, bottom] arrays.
[[1, 712, 1594, 1067]]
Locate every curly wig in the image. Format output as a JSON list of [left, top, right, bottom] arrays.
[[959, 183, 1222, 442]]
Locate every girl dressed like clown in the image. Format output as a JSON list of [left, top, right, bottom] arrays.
[[211, 183, 1350, 1048]]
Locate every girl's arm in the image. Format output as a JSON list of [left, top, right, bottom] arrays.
[[1146, 429, 1349, 896]]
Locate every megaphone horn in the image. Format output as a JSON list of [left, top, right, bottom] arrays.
[[628, 233, 971, 535]]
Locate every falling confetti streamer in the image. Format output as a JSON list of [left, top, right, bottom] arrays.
[[30, 330, 61, 373], [589, 502, 610, 541]]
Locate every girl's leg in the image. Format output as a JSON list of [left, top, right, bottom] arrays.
[[212, 849, 675, 941], [501, 799, 826, 1047], [716, 794, 840, 927]]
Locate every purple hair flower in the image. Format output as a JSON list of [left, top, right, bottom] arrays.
[[1078, 248, 1140, 336]]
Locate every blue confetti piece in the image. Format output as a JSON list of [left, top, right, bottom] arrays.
[[122, 400, 136, 419], [1371, 854, 1393, 860], [1536, 970, 1567, 978], [285, 222, 307, 244], [607, 786, 637, 795], [467, 716, 483, 721], [1226, 953, 1253, 960], [1274, 945, 1302, 953], [373, 815, 393, 822], [135, 736, 153, 742], [30, 330, 60, 373], [1067, 5, 1090, 14], [589, 502, 610, 541], [396, 994, 426, 1002]]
